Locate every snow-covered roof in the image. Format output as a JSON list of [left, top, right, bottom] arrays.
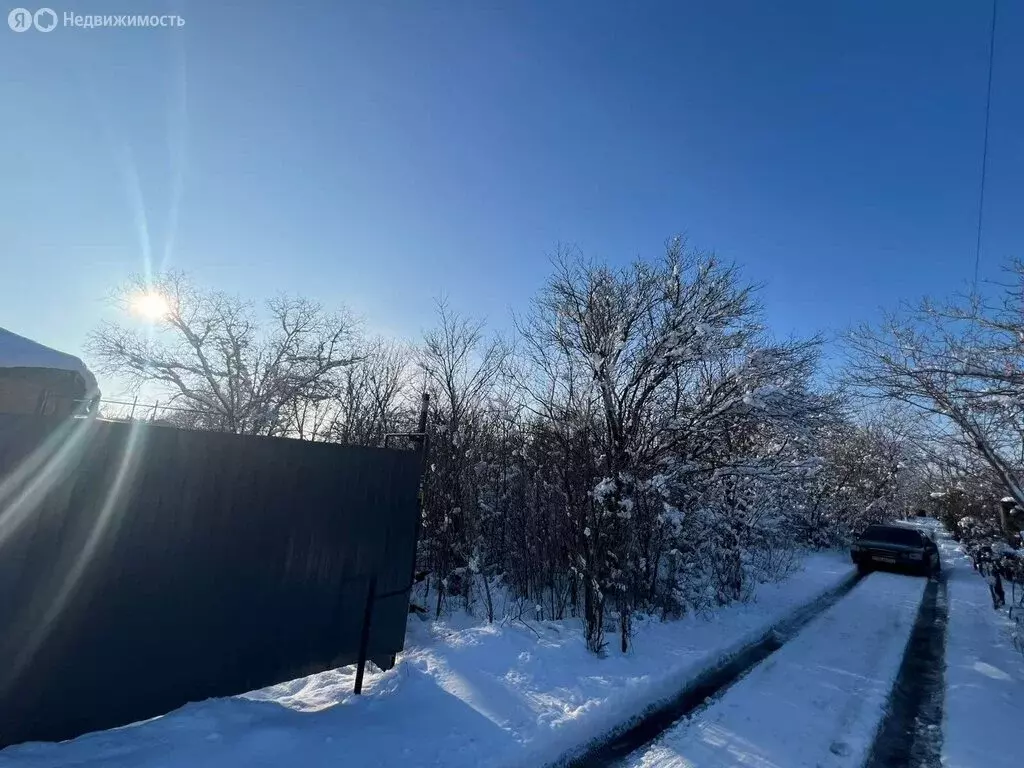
[[0, 327, 98, 394]]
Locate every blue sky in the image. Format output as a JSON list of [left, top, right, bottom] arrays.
[[2, 1, 1021, 395]]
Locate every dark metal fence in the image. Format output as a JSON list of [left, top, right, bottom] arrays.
[[0, 412, 424, 748]]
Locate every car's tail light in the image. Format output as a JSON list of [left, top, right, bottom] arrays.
[[908, 552, 923, 560]]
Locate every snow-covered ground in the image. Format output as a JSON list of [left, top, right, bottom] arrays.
[[0, 552, 854, 768], [621, 572, 926, 768], [938, 527, 1024, 768]]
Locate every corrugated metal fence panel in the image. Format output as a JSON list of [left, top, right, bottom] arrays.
[[0, 414, 421, 747]]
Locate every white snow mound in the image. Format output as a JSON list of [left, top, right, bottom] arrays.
[[0, 327, 97, 393]]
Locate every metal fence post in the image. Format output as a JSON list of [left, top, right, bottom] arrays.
[[382, 391, 431, 613], [408, 392, 430, 610], [353, 574, 378, 695]]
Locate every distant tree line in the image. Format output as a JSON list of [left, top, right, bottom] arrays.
[[88, 238, 921, 654]]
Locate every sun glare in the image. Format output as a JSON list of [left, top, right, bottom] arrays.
[[131, 291, 171, 321]]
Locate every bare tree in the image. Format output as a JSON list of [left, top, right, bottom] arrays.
[[517, 238, 762, 652], [87, 271, 360, 436], [418, 298, 509, 617], [287, 337, 412, 445], [420, 298, 508, 433], [847, 261, 1024, 517]]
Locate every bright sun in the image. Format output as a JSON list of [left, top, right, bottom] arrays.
[[131, 291, 171, 321]]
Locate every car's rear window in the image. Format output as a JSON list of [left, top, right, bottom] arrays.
[[860, 525, 922, 546]]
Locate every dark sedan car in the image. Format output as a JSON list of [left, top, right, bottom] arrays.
[[851, 524, 940, 577]]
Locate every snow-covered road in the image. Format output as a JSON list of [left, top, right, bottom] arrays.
[[939, 528, 1024, 768], [621, 572, 927, 768]]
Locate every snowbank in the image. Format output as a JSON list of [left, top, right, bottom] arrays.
[[939, 530, 1024, 768], [0, 552, 855, 768], [0, 327, 97, 393]]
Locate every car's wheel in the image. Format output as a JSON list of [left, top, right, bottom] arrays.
[[857, 562, 871, 576]]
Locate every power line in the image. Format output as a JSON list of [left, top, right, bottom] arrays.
[[973, 0, 998, 291]]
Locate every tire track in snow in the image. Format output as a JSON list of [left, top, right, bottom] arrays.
[[565, 571, 866, 767], [604, 572, 926, 767], [864, 574, 947, 768]]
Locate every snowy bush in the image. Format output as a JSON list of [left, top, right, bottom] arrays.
[[405, 242, 923, 654]]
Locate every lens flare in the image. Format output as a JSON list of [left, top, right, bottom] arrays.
[[131, 292, 170, 321]]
